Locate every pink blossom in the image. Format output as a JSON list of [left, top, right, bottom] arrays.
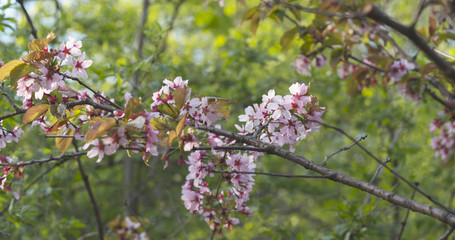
[[292, 55, 311, 76], [312, 56, 328, 68], [57, 36, 82, 60], [83, 138, 117, 163], [163, 76, 188, 89], [389, 59, 414, 82], [68, 53, 93, 79]]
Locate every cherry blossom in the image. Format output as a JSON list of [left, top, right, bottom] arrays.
[[389, 59, 414, 82], [67, 52, 93, 79], [83, 138, 117, 163], [292, 54, 312, 76]]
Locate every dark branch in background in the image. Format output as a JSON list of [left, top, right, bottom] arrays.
[[209, 169, 329, 179], [17, 0, 37, 39], [131, 0, 150, 95], [196, 124, 455, 227], [363, 4, 455, 84], [369, 158, 391, 184], [57, 72, 122, 109], [1, 84, 22, 112], [397, 183, 419, 240], [310, 119, 455, 215], [0, 152, 87, 167], [321, 135, 367, 166], [72, 141, 104, 240]]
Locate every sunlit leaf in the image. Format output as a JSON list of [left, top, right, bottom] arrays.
[[250, 12, 260, 35], [24, 51, 54, 68], [124, 97, 141, 121], [126, 116, 146, 132], [21, 104, 50, 127], [28, 31, 55, 51], [174, 86, 191, 111], [150, 117, 175, 132], [175, 114, 187, 137], [0, 60, 25, 83], [55, 129, 75, 154], [85, 117, 116, 142], [10, 63, 34, 89], [242, 6, 259, 23]]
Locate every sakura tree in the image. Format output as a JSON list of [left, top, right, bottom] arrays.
[[1, 0, 455, 239]]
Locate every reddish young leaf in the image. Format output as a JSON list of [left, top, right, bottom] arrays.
[[85, 117, 116, 142]]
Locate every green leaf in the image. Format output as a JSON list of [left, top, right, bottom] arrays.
[[280, 27, 297, 52], [0, 60, 25, 83], [21, 104, 50, 127], [150, 117, 175, 132]]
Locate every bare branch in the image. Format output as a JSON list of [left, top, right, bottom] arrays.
[[321, 135, 367, 166], [397, 183, 419, 239], [437, 226, 455, 240], [309, 119, 455, 215], [66, 98, 116, 112], [369, 158, 391, 184], [209, 169, 329, 179], [196, 124, 455, 227], [0, 152, 86, 167], [17, 0, 37, 39], [363, 4, 455, 84], [57, 72, 122, 109]]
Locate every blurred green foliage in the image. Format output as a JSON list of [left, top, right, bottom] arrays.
[[0, 0, 452, 239]]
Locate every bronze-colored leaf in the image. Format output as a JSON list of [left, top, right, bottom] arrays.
[[174, 86, 191, 111], [28, 31, 55, 51], [55, 128, 75, 154], [175, 114, 187, 137], [124, 97, 141, 121], [85, 117, 116, 142], [158, 103, 179, 118], [22, 104, 50, 127]]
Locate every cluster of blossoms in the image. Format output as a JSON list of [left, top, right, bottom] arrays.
[[430, 114, 455, 163], [236, 82, 325, 152], [389, 59, 415, 82], [1, 31, 325, 233], [292, 55, 327, 76]]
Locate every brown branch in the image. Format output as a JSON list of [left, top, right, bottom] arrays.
[[66, 98, 116, 112], [0, 152, 87, 167], [196, 124, 455, 227], [363, 4, 455, 84], [209, 169, 329, 179], [17, 0, 37, 39], [397, 183, 419, 239], [57, 72, 122, 109], [438, 226, 455, 240], [73, 141, 104, 240], [321, 135, 367, 166]]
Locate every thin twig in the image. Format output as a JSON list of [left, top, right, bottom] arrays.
[[411, 0, 428, 29], [369, 158, 391, 184], [66, 98, 116, 112], [73, 141, 104, 240], [191, 145, 272, 152], [209, 169, 329, 179], [308, 119, 455, 215], [348, 55, 385, 72], [196, 124, 455, 226], [397, 183, 419, 240], [1, 84, 22, 112], [0, 152, 87, 167], [57, 72, 122, 109], [166, 190, 189, 240], [253, 117, 272, 139], [437, 226, 455, 240], [321, 135, 367, 166]]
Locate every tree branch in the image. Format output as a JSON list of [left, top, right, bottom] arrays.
[[196, 124, 455, 227], [363, 4, 455, 84], [17, 0, 37, 39], [397, 183, 418, 239], [66, 98, 116, 112], [57, 72, 122, 109], [0, 152, 87, 167], [321, 135, 367, 166], [209, 169, 329, 179]]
